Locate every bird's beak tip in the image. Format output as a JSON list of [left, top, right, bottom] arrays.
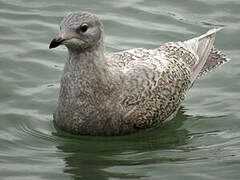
[[49, 36, 65, 49]]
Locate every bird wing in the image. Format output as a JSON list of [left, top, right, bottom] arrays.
[[107, 28, 227, 129], [111, 47, 192, 129]]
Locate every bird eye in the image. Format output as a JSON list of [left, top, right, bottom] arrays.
[[79, 23, 88, 32]]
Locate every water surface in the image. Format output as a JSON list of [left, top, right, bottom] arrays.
[[0, 0, 240, 179]]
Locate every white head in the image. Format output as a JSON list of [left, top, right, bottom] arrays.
[[49, 12, 103, 52]]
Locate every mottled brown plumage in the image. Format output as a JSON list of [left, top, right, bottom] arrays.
[[49, 12, 229, 136]]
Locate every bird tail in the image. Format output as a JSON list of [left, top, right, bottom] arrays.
[[183, 27, 229, 83], [198, 47, 230, 77]]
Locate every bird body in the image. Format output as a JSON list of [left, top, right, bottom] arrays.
[[50, 12, 229, 136]]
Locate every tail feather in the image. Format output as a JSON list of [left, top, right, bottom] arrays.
[[198, 48, 230, 77], [183, 27, 225, 83]]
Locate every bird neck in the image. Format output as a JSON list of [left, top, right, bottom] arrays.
[[64, 41, 112, 93]]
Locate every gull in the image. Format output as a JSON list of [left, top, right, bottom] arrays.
[[49, 12, 229, 136]]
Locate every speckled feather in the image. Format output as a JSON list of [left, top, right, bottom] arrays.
[[108, 45, 192, 129], [51, 12, 229, 136]]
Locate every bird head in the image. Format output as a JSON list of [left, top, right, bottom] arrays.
[[49, 12, 103, 51]]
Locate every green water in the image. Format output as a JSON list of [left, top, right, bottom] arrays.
[[0, 0, 240, 179]]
